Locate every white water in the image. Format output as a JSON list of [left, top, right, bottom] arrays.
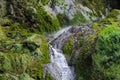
[[44, 25, 94, 80], [48, 46, 74, 80], [44, 26, 75, 80], [53, 26, 72, 39], [46, 26, 72, 43]]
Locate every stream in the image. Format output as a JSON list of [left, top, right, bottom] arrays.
[[44, 24, 93, 80], [44, 26, 74, 80]]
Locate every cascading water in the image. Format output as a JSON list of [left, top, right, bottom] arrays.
[[44, 26, 74, 80], [44, 24, 93, 80], [48, 46, 74, 80]]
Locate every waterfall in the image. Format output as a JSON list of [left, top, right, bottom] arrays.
[[44, 45, 74, 80], [44, 24, 93, 80], [47, 45, 74, 80], [44, 26, 75, 80]]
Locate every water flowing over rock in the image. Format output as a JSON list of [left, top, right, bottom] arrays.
[[45, 27, 74, 80], [44, 24, 94, 80], [44, 46, 74, 80]]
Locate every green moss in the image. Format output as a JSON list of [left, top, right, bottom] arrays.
[[0, 18, 12, 26], [0, 25, 6, 40], [0, 53, 32, 74], [0, 52, 12, 72], [0, 73, 19, 80], [26, 34, 50, 63], [5, 0, 60, 34], [70, 12, 87, 25], [62, 37, 74, 62], [0, 73, 35, 80], [92, 23, 101, 30], [75, 35, 96, 80], [81, 0, 106, 17], [0, 45, 49, 79], [76, 18, 120, 80], [45, 72, 54, 80], [41, 0, 49, 5], [19, 73, 34, 80], [92, 23, 120, 79], [95, 24, 120, 56], [0, 30, 50, 80]]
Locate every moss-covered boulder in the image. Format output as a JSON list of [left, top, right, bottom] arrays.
[[76, 10, 120, 80], [62, 37, 74, 63], [62, 9, 120, 80], [5, 0, 60, 33], [0, 20, 52, 79]]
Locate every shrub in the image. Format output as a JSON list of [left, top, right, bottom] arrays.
[[93, 23, 120, 79]]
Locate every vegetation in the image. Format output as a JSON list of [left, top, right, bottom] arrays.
[[80, 0, 107, 17], [70, 12, 87, 25], [0, 17, 53, 79], [0, 0, 120, 80], [62, 37, 74, 63], [62, 9, 120, 80], [93, 23, 120, 80], [6, 0, 60, 34], [41, 0, 49, 5], [76, 10, 120, 80]]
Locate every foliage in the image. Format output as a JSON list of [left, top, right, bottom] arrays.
[[80, 0, 107, 17], [24, 6, 60, 33], [0, 21, 51, 79], [70, 12, 87, 25], [74, 10, 120, 80], [6, 0, 60, 33], [93, 23, 120, 78], [62, 37, 74, 62]]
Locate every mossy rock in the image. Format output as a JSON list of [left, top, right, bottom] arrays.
[[74, 10, 120, 79], [70, 12, 87, 25], [0, 32, 50, 79], [62, 37, 74, 63], [0, 53, 33, 74], [5, 0, 60, 33]]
